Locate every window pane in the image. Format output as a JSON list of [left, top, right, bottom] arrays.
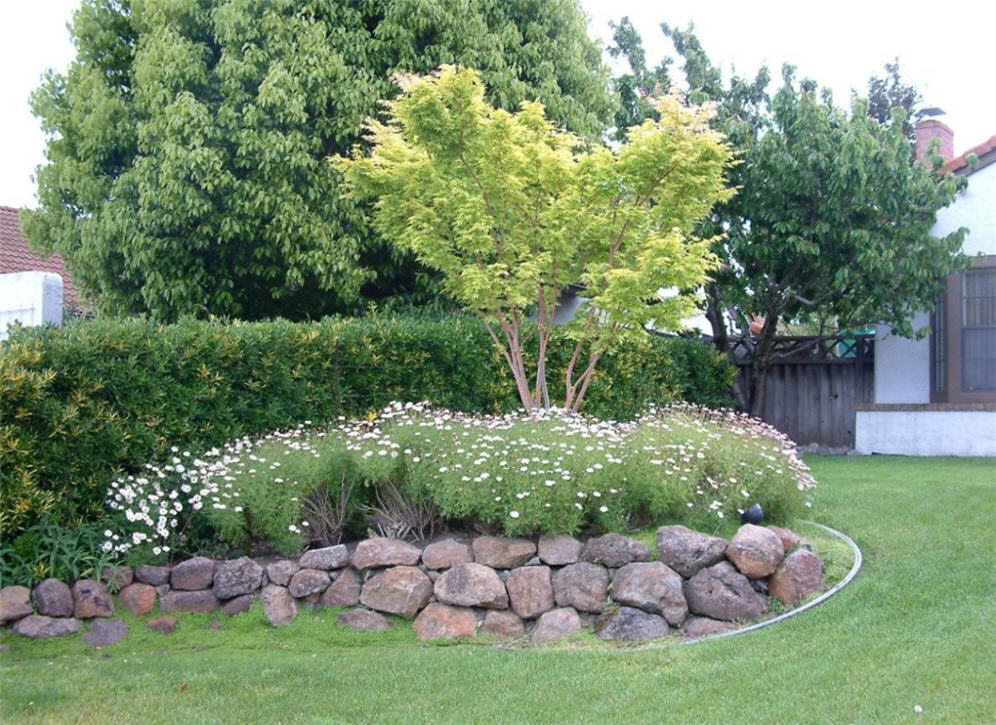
[[963, 269, 996, 391]]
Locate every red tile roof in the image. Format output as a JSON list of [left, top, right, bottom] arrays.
[[0, 205, 80, 307], [941, 134, 996, 176]]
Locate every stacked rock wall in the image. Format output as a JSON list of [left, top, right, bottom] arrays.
[[1, 524, 825, 645]]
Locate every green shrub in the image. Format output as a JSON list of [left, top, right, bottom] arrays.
[[0, 517, 117, 589], [0, 314, 734, 539]]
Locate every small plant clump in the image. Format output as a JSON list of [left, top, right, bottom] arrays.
[[102, 403, 816, 562]]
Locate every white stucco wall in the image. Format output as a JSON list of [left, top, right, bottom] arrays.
[[0, 271, 63, 341], [855, 410, 996, 456], [873, 311, 931, 404], [934, 160, 996, 257]]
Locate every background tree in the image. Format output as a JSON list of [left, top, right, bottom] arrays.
[[621, 23, 967, 415], [24, 0, 615, 321], [866, 58, 923, 143], [607, 17, 671, 139], [336, 66, 733, 412]]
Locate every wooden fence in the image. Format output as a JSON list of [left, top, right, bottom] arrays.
[[733, 335, 875, 448]]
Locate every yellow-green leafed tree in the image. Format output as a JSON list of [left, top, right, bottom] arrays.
[[336, 66, 734, 412]]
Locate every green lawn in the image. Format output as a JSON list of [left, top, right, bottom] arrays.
[[2, 456, 993, 724]]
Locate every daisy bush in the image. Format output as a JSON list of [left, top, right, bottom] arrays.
[[102, 402, 816, 560]]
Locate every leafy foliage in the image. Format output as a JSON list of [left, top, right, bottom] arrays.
[[607, 16, 672, 138], [0, 517, 117, 588], [24, 0, 615, 320], [337, 66, 733, 411], [0, 314, 733, 538], [866, 59, 923, 143]]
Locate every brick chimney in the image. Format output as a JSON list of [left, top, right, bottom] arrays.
[[915, 118, 954, 164]]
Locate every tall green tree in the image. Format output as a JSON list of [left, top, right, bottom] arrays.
[[25, 0, 615, 321], [866, 58, 923, 143], [606, 17, 671, 139], [641, 25, 968, 415], [336, 67, 733, 411]]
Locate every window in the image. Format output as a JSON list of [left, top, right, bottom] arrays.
[[963, 268, 996, 391], [932, 293, 945, 393]]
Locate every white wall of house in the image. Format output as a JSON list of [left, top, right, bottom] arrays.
[[934, 161, 996, 257], [855, 410, 996, 456], [0, 271, 63, 341]]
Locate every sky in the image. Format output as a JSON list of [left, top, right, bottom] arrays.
[[2, 0, 994, 209]]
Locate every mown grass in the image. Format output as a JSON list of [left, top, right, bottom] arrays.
[[2, 456, 993, 724]]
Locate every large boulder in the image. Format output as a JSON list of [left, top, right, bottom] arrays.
[[595, 606, 669, 642], [321, 568, 362, 608], [11, 614, 81, 639], [337, 608, 394, 632], [656, 526, 728, 578], [287, 569, 331, 598], [472, 537, 536, 569], [170, 557, 216, 591], [299, 545, 350, 571], [261, 585, 297, 626], [531, 607, 582, 644], [265, 560, 299, 587], [581, 533, 650, 567], [413, 603, 478, 640], [73, 579, 114, 618], [32, 578, 74, 618], [727, 524, 785, 579], [213, 557, 265, 599], [84, 618, 128, 648], [684, 561, 766, 622], [767, 525, 801, 553], [421, 538, 473, 570], [611, 562, 688, 626], [351, 538, 422, 569], [552, 562, 609, 613], [768, 549, 825, 606], [118, 583, 157, 617], [1, 585, 34, 623], [135, 565, 171, 586], [537, 535, 583, 566], [505, 566, 555, 620], [359, 566, 433, 619], [434, 563, 508, 610], [482, 610, 525, 638], [223, 594, 255, 616], [159, 590, 221, 614]]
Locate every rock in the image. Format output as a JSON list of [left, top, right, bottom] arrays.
[[359, 566, 433, 619], [611, 562, 688, 626], [135, 565, 171, 586], [321, 568, 362, 608], [351, 538, 422, 569], [337, 608, 394, 632], [84, 618, 128, 647], [170, 557, 215, 591], [505, 566, 554, 620], [595, 606, 669, 642], [223, 594, 255, 616], [265, 560, 299, 587], [155, 585, 170, 599], [147, 616, 178, 634], [537, 535, 583, 566], [287, 569, 331, 598], [72, 579, 114, 618], [101, 565, 134, 589], [727, 524, 785, 579], [213, 557, 265, 599], [413, 603, 478, 640], [581, 533, 651, 567], [0, 585, 33, 623], [302, 593, 323, 611], [118, 583, 157, 617], [421, 539, 473, 570], [551, 562, 609, 613], [656, 525, 728, 578], [32, 578, 74, 618], [767, 525, 801, 553], [683, 616, 736, 639], [434, 563, 508, 610], [768, 549, 825, 606], [261, 585, 297, 626], [159, 590, 221, 614], [684, 561, 766, 622], [207, 620, 225, 630], [472, 536, 536, 569], [532, 607, 582, 644], [299, 545, 350, 571], [482, 610, 525, 638], [11, 614, 81, 639]]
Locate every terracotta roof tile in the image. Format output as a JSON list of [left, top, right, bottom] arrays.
[[0, 205, 80, 307], [941, 134, 996, 176]]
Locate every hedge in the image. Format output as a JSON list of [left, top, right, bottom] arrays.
[[0, 314, 735, 536]]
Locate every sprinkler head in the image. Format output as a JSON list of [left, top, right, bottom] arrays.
[[741, 503, 764, 525]]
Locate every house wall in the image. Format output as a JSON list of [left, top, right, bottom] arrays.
[[934, 161, 996, 257], [0, 271, 63, 341], [855, 408, 996, 456]]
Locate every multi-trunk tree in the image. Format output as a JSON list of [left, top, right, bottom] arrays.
[[336, 66, 733, 412]]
